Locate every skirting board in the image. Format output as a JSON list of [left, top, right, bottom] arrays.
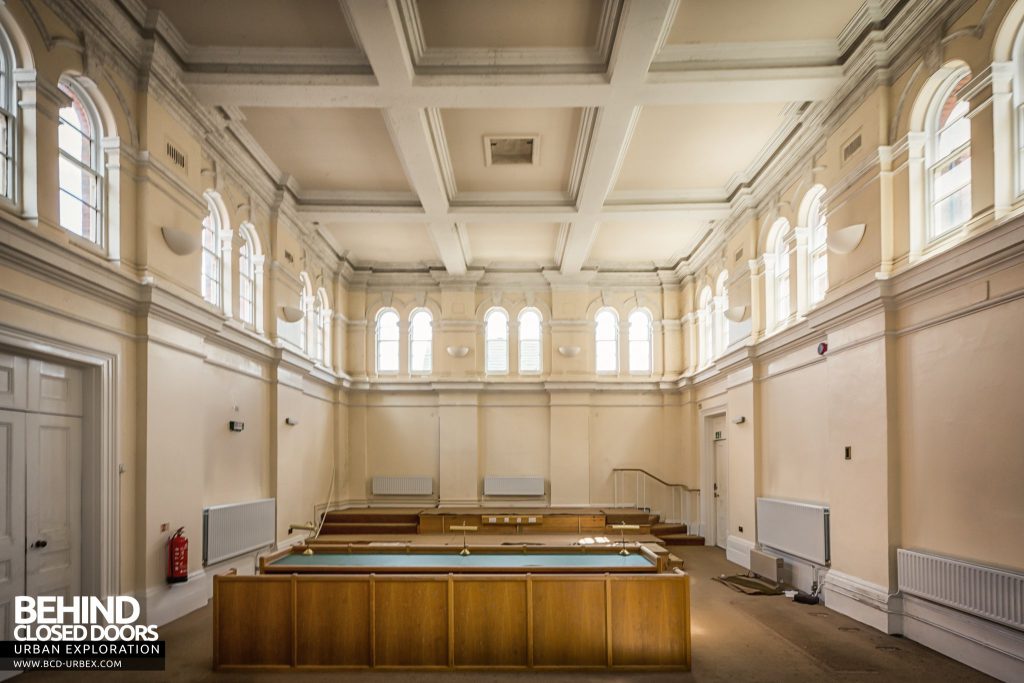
[[823, 570, 1024, 681], [901, 594, 1024, 682], [726, 535, 754, 569]]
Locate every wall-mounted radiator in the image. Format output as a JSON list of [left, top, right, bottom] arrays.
[[371, 476, 433, 496], [897, 548, 1024, 631], [483, 476, 545, 497], [203, 498, 276, 566], [756, 497, 830, 565]]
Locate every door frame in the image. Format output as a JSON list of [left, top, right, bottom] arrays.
[[700, 405, 727, 548], [0, 324, 120, 599]]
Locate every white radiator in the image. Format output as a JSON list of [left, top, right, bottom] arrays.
[[203, 498, 276, 565], [897, 548, 1024, 631], [483, 476, 545, 497], [756, 497, 830, 565], [371, 476, 433, 496]]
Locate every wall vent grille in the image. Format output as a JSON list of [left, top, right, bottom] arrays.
[[165, 141, 187, 171], [484, 135, 539, 166]]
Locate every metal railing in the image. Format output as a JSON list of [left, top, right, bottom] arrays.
[[612, 468, 700, 528]]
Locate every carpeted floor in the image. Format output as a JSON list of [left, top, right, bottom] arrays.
[[19, 546, 993, 682]]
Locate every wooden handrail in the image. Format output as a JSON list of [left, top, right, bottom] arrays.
[[612, 468, 700, 493]]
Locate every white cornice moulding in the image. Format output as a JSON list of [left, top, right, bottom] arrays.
[[279, 306, 304, 323], [829, 224, 866, 254], [446, 346, 470, 358], [160, 226, 200, 256], [724, 305, 749, 323], [558, 345, 582, 357]]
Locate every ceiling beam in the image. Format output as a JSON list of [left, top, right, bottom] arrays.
[[560, 0, 677, 274], [344, 0, 466, 274], [184, 66, 843, 108]]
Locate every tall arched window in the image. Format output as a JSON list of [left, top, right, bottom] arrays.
[[767, 218, 791, 331], [201, 194, 227, 308], [485, 308, 509, 375], [803, 187, 829, 306], [628, 308, 653, 375], [238, 231, 256, 327], [595, 308, 618, 374], [58, 78, 104, 245], [698, 287, 714, 367], [376, 308, 400, 374], [409, 308, 433, 375], [298, 272, 312, 353], [0, 27, 15, 201], [715, 271, 729, 357], [313, 288, 330, 367], [518, 308, 542, 375], [927, 67, 972, 240]]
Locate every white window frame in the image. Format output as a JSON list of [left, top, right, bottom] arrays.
[[517, 307, 542, 375], [627, 308, 653, 376], [925, 66, 973, 243], [484, 307, 509, 376], [765, 218, 791, 333], [375, 307, 400, 375], [313, 287, 331, 368], [408, 308, 433, 375], [698, 287, 713, 368], [58, 77, 104, 248], [297, 272, 312, 354], [714, 271, 729, 358], [800, 186, 828, 308], [594, 307, 619, 375], [201, 193, 232, 311], [0, 27, 16, 204]]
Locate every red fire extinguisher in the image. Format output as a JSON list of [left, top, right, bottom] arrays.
[[167, 527, 188, 584]]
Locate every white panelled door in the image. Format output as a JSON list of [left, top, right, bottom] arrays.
[[714, 435, 729, 549], [25, 414, 81, 599], [0, 355, 84, 638], [0, 411, 26, 640]]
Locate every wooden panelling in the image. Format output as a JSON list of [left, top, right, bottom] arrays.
[[373, 578, 449, 666], [531, 578, 607, 667], [213, 572, 690, 671], [295, 579, 371, 666], [214, 577, 292, 667], [453, 579, 529, 666], [610, 576, 690, 667]]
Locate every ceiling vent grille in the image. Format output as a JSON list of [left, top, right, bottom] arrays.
[[484, 135, 539, 166]]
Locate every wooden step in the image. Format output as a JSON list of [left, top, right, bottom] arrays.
[[657, 533, 705, 546], [323, 510, 421, 525], [319, 521, 419, 535], [605, 511, 658, 525], [651, 523, 688, 536]]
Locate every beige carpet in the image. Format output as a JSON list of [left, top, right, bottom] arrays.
[[19, 546, 993, 682]]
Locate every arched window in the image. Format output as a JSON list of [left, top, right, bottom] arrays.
[[58, 78, 104, 245], [484, 308, 509, 375], [698, 287, 713, 367], [927, 67, 972, 240], [238, 230, 256, 327], [628, 308, 653, 375], [595, 308, 619, 374], [518, 308, 542, 374], [767, 219, 791, 331], [715, 271, 729, 357], [313, 288, 330, 367], [409, 308, 433, 375], [376, 308, 400, 374], [201, 194, 228, 308], [803, 187, 829, 306], [0, 27, 15, 201], [297, 272, 312, 353]]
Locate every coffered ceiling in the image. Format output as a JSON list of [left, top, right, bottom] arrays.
[[138, 0, 872, 275]]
